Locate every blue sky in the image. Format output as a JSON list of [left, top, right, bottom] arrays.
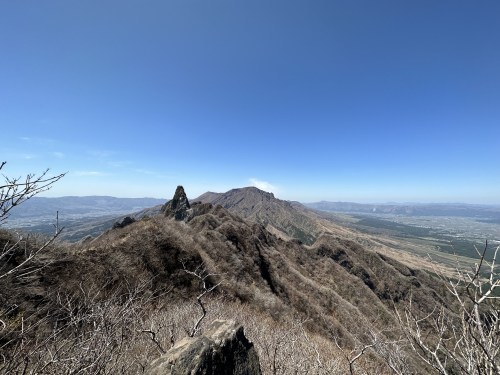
[[1, 1, 499, 203]]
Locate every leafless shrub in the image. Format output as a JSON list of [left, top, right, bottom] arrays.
[[332, 326, 409, 375], [0, 162, 65, 223], [1, 279, 175, 374], [0, 162, 65, 281], [397, 242, 500, 374]]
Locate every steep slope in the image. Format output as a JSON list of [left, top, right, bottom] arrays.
[[192, 187, 444, 274]]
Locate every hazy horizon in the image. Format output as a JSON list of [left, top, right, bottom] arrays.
[[2, 1, 499, 204], [29, 188, 500, 207]]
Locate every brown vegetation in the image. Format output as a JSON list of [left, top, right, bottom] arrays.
[[1, 179, 497, 374], [1, 198, 458, 373]]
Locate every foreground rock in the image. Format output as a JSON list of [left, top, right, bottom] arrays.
[[146, 320, 261, 375]]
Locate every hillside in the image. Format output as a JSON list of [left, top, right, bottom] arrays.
[[193, 187, 457, 276], [5, 187, 459, 275], [0, 186, 459, 374]]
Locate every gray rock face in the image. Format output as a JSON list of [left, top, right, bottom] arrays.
[[112, 216, 136, 229], [162, 186, 192, 221], [146, 320, 261, 375]]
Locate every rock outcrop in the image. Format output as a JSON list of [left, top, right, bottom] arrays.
[[112, 216, 136, 229], [162, 186, 192, 221], [146, 320, 261, 375]]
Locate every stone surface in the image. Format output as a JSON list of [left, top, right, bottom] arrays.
[[146, 320, 261, 375], [162, 186, 193, 221], [112, 216, 136, 229]]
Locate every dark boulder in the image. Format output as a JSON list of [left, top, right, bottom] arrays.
[[146, 320, 261, 375], [112, 216, 136, 229]]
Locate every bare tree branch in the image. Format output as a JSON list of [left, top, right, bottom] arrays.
[[182, 261, 222, 337], [0, 162, 66, 223]]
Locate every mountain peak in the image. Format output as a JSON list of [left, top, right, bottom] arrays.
[[192, 186, 320, 244], [229, 186, 275, 199]]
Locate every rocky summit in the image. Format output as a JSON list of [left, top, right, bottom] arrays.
[[194, 187, 322, 244]]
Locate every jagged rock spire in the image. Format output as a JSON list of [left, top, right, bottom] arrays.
[[162, 185, 191, 221]]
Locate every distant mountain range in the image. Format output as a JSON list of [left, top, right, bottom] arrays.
[[1, 189, 357, 246], [5, 190, 500, 246], [7, 196, 165, 220], [10, 194, 500, 224], [305, 201, 500, 220], [4, 196, 165, 242]]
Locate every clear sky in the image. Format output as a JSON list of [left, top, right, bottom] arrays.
[[1, 1, 499, 203]]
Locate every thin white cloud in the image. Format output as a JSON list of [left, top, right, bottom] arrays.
[[107, 160, 133, 168], [249, 178, 278, 193], [19, 136, 55, 145], [74, 171, 108, 177], [52, 152, 65, 159]]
